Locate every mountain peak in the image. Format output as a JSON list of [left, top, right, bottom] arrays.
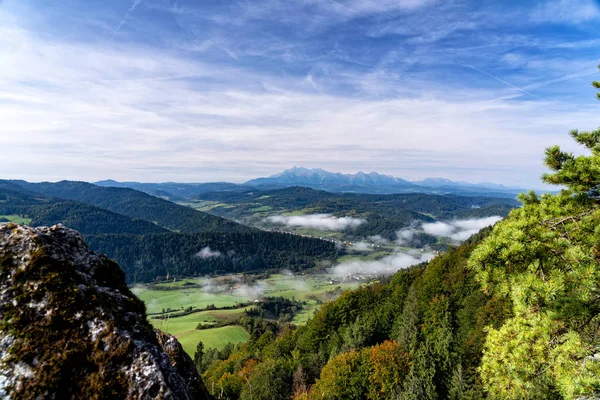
[[245, 167, 523, 195]]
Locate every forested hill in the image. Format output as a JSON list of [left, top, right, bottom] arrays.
[[199, 228, 508, 399], [196, 186, 518, 218], [191, 186, 518, 243], [0, 182, 337, 283], [6, 180, 251, 234]]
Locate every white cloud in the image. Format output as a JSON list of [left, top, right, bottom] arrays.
[[422, 216, 502, 242], [195, 246, 221, 259], [350, 242, 373, 252], [396, 228, 416, 245], [530, 0, 600, 23], [368, 235, 390, 245], [331, 251, 434, 276], [0, 7, 598, 187], [267, 214, 365, 231]]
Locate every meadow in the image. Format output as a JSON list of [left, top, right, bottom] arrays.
[[136, 273, 362, 356], [0, 215, 32, 224]]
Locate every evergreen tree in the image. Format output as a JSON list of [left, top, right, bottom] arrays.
[[469, 67, 600, 399]]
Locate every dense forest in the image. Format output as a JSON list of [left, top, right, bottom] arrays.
[[86, 231, 336, 282], [196, 73, 600, 399]]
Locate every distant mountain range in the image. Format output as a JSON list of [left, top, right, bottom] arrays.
[[95, 167, 526, 199], [244, 167, 523, 197]]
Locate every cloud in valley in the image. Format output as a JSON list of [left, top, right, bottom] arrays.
[[267, 214, 366, 231], [195, 246, 222, 259], [368, 235, 390, 245], [331, 251, 434, 276], [395, 227, 416, 245], [350, 242, 374, 252], [422, 216, 502, 241]]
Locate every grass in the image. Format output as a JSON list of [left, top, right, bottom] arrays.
[[248, 206, 273, 213], [181, 201, 236, 212], [176, 326, 251, 356], [0, 215, 32, 224], [149, 307, 253, 355], [149, 308, 251, 333], [132, 287, 252, 314], [138, 273, 363, 356]]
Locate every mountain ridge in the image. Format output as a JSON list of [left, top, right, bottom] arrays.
[[245, 167, 524, 196]]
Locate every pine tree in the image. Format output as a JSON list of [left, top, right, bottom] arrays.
[[469, 66, 600, 399]]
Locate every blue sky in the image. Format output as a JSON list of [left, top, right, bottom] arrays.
[[0, 0, 599, 187]]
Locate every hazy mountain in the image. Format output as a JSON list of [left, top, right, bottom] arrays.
[[246, 167, 415, 188], [90, 168, 525, 199], [245, 167, 523, 196], [94, 180, 255, 201], [413, 177, 520, 191]]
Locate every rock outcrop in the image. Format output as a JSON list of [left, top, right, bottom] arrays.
[[0, 223, 212, 399]]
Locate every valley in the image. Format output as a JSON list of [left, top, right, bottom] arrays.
[[0, 179, 516, 360], [132, 273, 364, 355]]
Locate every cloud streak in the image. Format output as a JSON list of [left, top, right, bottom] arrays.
[[267, 214, 366, 231], [422, 216, 502, 241], [111, 0, 143, 39], [331, 251, 434, 276]]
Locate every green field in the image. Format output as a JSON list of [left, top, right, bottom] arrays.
[[0, 215, 32, 224], [133, 286, 252, 314], [138, 273, 362, 356], [176, 326, 251, 356], [150, 307, 253, 354]]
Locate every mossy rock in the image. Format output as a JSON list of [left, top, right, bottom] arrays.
[[0, 223, 212, 399]]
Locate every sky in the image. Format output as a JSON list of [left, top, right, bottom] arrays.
[[0, 0, 599, 188]]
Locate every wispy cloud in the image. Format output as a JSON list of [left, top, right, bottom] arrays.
[[330, 251, 434, 276], [267, 214, 366, 231], [422, 216, 502, 241], [195, 247, 221, 259], [530, 0, 600, 24], [111, 0, 143, 39], [0, 1, 599, 187]]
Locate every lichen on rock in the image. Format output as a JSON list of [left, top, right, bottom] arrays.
[[0, 223, 212, 399]]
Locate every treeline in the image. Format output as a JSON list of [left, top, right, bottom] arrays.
[[246, 297, 305, 322], [28, 202, 168, 235], [6, 180, 251, 234]]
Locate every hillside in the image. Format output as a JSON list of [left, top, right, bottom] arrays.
[[188, 186, 517, 245], [95, 180, 256, 201], [6, 180, 251, 234], [0, 183, 337, 283], [199, 229, 506, 399]]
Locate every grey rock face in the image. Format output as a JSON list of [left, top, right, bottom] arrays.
[[0, 223, 211, 399]]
